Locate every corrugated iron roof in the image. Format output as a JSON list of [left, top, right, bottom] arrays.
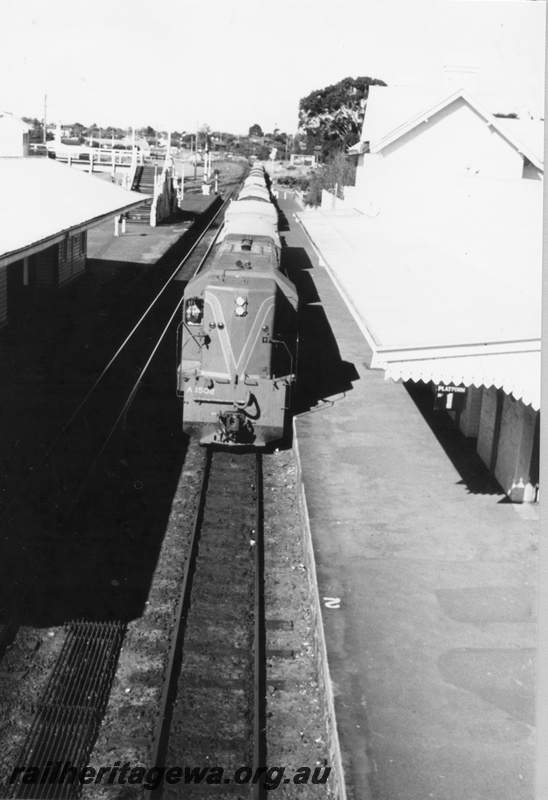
[[0, 157, 150, 263], [296, 175, 541, 408], [370, 89, 543, 170], [360, 86, 544, 170]]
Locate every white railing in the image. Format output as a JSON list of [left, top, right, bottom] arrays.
[[56, 147, 145, 174]]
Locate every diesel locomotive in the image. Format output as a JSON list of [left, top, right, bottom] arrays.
[[177, 164, 298, 447]]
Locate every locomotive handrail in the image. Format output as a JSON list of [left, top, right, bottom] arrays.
[[191, 397, 241, 404], [270, 337, 294, 378], [181, 321, 210, 348], [270, 337, 295, 410]]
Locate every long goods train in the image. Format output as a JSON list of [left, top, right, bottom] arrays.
[[177, 164, 298, 447]]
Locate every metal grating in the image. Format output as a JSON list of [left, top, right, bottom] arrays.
[[6, 620, 126, 799]]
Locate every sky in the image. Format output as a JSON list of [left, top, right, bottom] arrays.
[[0, 0, 545, 135]]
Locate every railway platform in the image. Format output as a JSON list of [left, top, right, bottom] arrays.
[[87, 193, 219, 266], [278, 193, 538, 800]]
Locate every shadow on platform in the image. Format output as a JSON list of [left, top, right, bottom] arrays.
[[283, 246, 359, 415], [405, 380, 505, 496]]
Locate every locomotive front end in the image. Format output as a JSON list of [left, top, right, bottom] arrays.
[[178, 240, 297, 447]]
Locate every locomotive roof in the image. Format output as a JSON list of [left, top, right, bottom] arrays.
[[221, 234, 278, 262], [244, 175, 267, 188], [217, 217, 281, 248], [238, 185, 271, 202], [225, 199, 277, 220]]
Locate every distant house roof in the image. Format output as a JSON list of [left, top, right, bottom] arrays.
[[0, 112, 31, 132], [296, 175, 542, 409], [0, 158, 151, 265]]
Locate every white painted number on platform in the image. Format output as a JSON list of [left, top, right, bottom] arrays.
[[323, 597, 341, 609]]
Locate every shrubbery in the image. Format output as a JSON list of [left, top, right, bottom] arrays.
[[304, 152, 356, 207], [275, 174, 311, 191]]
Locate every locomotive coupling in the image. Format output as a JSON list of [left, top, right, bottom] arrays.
[[218, 409, 255, 443]]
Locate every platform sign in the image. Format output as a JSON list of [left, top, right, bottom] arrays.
[[434, 383, 467, 411]]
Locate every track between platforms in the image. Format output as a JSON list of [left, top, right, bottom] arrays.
[[147, 449, 266, 800], [0, 167, 249, 796], [0, 169, 245, 645]]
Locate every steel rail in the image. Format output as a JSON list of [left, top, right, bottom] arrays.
[[144, 449, 265, 799], [2, 167, 252, 795], [0, 169, 243, 527], [0, 173, 245, 647], [253, 451, 268, 800], [61, 210, 227, 520], [144, 448, 213, 800]]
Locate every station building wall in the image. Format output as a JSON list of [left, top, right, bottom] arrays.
[[432, 381, 538, 502], [58, 231, 87, 287], [475, 386, 539, 502], [0, 231, 88, 328], [379, 100, 524, 184]]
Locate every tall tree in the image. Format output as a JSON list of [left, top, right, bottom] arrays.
[[298, 76, 386, 155]]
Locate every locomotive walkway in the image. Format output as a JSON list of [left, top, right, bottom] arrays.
[[277, 193, 537, 800]]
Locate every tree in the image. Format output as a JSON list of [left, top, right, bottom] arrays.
[[304, 151, 356, 207], [143, 125, 156, 142], [299, 76, 386, 156], [248, 123, 263, 138]]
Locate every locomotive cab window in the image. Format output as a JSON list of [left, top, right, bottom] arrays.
[[185, 297, 204, 325]]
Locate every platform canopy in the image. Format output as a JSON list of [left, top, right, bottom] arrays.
[[379, 349, 540, 410], [0, 157, 150, 266], [296, 175, 542, 410]]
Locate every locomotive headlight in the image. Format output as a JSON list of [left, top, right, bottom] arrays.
[[234, 295, 248, 317]]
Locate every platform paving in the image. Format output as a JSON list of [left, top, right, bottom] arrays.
[[86, 193, 218, 265], [278, 194, 538, 800]]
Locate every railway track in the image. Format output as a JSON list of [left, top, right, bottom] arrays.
[[1, 164, 337, 799], [147, 449, 266, 799], [0, 165, 250, 793]]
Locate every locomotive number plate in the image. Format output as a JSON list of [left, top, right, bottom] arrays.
[[187, 386, 216, 395]]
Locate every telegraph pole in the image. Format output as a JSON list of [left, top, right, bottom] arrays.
[[194, 121, 198, 181], [43, 94, 47, 144]]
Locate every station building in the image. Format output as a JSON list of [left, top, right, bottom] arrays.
[[296, 86, 542, 502], [0, 113, 149, 329]]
